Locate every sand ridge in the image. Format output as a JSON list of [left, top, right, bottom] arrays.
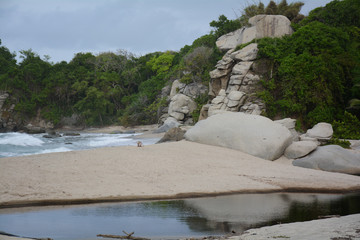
[[1, 140, 360, 208]]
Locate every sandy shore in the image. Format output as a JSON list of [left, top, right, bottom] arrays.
[[1, 140, 360, 208]]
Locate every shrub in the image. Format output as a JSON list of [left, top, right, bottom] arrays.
[[332, 111, 360, 139]]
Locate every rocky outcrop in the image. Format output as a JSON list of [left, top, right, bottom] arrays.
[[203, 43, 266, 118], [157, 80, 208, 131], [0, 92, 19, 132], [293, 145, 360, 175], [185, 112, 293, 160], [216, 15, 293, 51], [201, 15, 294, 120], [157, 127, 185, 143]]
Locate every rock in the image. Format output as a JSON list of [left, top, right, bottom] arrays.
[[182, 83, 208, 98], [23, 124, 46, 134], [184, 112, 293, 160], [293, 145, 360, 175], [275, 118, 296, 129], [63, 132, 81, 136], [157, 127, 186, 143], [160, 84, 171, 98], [275, 118, 299, 141], [211, 95, 225, 105], [153, 117, 181, 133], [227, 91, 245, 101], [199, 104, 210, 121], [231, 43, 259, 61], [216, 15, 293, 51], [170, 80, 186, 99], [232, 61, 253, 75], [284, 141, 318, 159], [215, 55, 234, 70], [229, 74, 244, 85], [43, 133, 62, 138], [216, 28, 247, 51], [60, 114, 81, 127], [249, 15, 293, 39], [169, 111, 185, 121], [0, 92, 9, 110], [123, 130, 136, 134], [306, 122, 333, 140], [168, 94, 197, 118], [210, 68, 232, 79]]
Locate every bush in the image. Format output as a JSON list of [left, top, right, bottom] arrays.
[[332, 111, 360, 139], [327, 138, 351, 149]]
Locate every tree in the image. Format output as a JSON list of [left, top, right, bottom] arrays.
[[210, 15, 241, 38], [239, 0, 304, 25]]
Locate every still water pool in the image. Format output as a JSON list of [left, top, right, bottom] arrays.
[[0, 192, 359, 240]]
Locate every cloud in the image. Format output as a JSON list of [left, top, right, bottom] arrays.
[[0, 0, 333, 63]]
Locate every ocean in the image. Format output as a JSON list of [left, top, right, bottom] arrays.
[[0, 132, 159, 158]]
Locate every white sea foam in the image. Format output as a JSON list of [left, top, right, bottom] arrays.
[[38, 147, 72, 154], [0, 132, 44, 146], [88, 136, 131, 147]]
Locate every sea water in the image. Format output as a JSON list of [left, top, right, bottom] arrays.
[[0, 132, 159, 158]]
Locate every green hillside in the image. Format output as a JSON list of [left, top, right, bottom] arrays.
[[0, 0, 359, 138]]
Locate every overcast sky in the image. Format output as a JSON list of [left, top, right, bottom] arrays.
[[0, 0, 333, 63]]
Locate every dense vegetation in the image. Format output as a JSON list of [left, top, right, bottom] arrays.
[[0, 0, 359, 137], [256, 0, 360, 137], [0, 41, 221, 127]]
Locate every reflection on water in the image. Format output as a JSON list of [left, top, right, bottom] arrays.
[[0, 192, 359, 240]]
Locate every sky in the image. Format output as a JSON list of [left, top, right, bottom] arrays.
[[0, 0, 334, 63]]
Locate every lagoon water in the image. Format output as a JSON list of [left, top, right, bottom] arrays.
[[0, 193, 360, 240], [0, 132, 159, 158]]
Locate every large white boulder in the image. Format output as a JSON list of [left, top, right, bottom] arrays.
[[293, 145, 360, 175], [184, 112, 293, 160], [249, 15, 293, 39], [216, 15, 293, 51]]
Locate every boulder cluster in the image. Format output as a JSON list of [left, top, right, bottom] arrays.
[[155, 80, 208, 133], [184, 112, 360, 175], [203, 43, 265, 118]]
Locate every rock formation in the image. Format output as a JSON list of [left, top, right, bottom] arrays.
[[156, 80, 208, 132], [201, 15, 294, 120], [216, 15, 293, 51], [184, 112, 293, 161], [293, 145, 360, 175], [0, 91, 18, 132]]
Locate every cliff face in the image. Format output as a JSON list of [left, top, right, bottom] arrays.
[[0, 91, 17, 132], [0, 92, 55, 133], [200, 15, 293, 120]]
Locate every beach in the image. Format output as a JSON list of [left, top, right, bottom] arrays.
[[1, 139, 360, 208]]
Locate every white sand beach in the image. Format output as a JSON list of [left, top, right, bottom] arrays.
[[0, 140, 359, 208]]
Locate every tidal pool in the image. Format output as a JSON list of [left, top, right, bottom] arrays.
[[0, 192, 359, 240]]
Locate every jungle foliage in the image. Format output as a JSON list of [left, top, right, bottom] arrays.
[[257, 0, 360, 131], [0, 0, 359, 131]]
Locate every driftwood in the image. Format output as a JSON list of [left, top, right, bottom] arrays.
[[97, 231, 150, 240]]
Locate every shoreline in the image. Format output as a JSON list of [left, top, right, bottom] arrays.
[[1, 141, 360, 209], [2, 189, 360, 209]]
